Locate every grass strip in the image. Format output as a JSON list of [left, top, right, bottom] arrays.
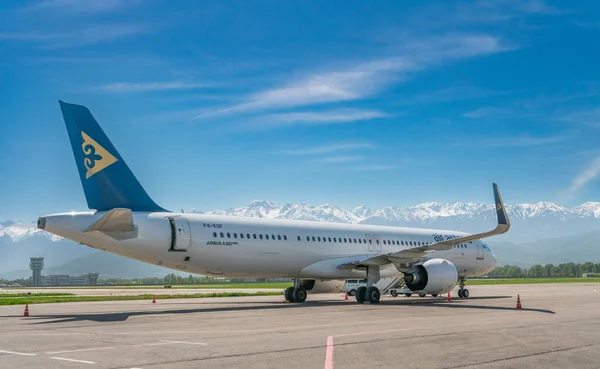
[[468, 278, 600, 285], [0, 292, 284, 305]]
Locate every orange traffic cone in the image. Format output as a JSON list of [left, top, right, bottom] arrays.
[[152, 295, 156, 303], [447, 292, 451, 302], [344, 292, 349, 300], [516, 295, 522, 309], [23, 303, 29, 317]]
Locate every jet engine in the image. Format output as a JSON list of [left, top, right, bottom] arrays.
[[299, 279, 345, 293], [403, 258, 457, 294]]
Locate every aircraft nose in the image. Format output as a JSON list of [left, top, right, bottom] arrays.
[[37, 217, 46, 230]]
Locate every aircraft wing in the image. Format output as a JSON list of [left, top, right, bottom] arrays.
[[337, 183, 510, 270]]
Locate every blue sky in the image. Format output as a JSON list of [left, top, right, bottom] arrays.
[[2, 0, 600, 221]]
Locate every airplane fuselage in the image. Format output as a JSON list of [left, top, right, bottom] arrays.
[[40, 211, 497, 280]]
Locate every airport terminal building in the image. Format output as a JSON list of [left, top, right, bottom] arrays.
[[42, 273, 99, 286]]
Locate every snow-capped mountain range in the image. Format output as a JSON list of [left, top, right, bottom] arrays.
[[191, 200, 600, 225]]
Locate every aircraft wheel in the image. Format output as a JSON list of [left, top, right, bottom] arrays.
[[419, 293, 426, 297], [293, 286, 307, 303], [349, 289, 356, 296], [284, 287, 295, 302], [462, 289, 470, 298], [405, 293, 412, 297], [356, 286, 366, 304], [431, 294, 438, 297], [366, 286, 380, 304], [390, 290, 398, 297]]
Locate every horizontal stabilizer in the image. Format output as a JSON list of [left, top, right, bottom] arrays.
[[85, 208, 138, 240]]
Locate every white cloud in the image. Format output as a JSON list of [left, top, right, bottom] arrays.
[[486, 134, 572, 147], [349, 165, 402, 171], [195, 34, 508, 119], [315, 156, 363, 163], [414, 0, 560, 28], [463, 107, 508, 119], [561, 109, 600, 126], [568, 156, 600, 196], [98, 82, 211, 93], [20, 0, 135, 15], [279, 142, 374, 156], [258, 109, 389, 127], [0, 24, 146, 48]]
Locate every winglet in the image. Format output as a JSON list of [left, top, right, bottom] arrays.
[[493, 183, 510, 230]]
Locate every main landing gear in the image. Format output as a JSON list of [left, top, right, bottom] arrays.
[[285, 282, 307, 303], [457, 276, 470, 298], [355, 266, 381, 304]]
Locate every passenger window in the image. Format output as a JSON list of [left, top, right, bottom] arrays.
[[253, 234, 257, 239], [247, 233, 250, 239], [369, 239, 372, 244], [297, 236, 300, 241], [383, 240, 387, 245], [328, 237, 332, 242], [318, 237, 321, 242], [266, 235, 269, 240], [278, 235, 282, 240], [260, 234, 263, 239], [311, 236, 315, 241], [227, 233, 231, 238], [306, 236, 310, 241], [354, 238, 357, 243], [344, 238, 347, 243], [213, 232, 217, 238], [333, 238, 337, 242], [272, 235, 275, 240], [220, 232, 224, 238], [284, 235, 287, 240], [233, 233, 237, 238], [240, 233, 244, 239]]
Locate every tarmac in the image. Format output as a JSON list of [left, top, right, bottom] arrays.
[[0, 283, 599, 369]]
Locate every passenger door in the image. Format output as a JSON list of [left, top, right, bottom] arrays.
[[476, 243, 484, 260], [168, 217, 191, 251]]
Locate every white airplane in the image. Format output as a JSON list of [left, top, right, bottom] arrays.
[[38, 101, 510, 304]]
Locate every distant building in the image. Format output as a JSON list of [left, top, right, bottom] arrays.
[[42, 273, 99, 286]]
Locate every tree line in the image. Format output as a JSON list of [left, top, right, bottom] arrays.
[[486, 263, 600, 278]]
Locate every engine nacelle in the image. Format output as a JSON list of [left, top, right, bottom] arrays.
[[299, 279, 345, 293], [404, 258, 457, 294]]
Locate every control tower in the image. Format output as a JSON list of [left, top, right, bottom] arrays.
[[29, 257, 45, 287]]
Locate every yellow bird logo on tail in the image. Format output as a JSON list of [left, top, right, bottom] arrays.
[[81, 131, 118, 179]]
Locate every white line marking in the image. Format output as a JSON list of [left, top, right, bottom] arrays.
[[0, 350, 36, 356], [324, 336, 334, 369], [46, 347, 114, 354], [159, 340, 207, 345], [50, 357, 96, 364]]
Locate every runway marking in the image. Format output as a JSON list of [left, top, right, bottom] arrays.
[[46, 347, 114, 354], [50, 357, 96, 364], [159, 340, 207, 345], [0, 350, 36, 356], [324, 336, 334, 369], [323, 323, 492, 369]]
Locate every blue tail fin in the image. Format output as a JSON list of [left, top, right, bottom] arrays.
[[59, 100, 167, 212]]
